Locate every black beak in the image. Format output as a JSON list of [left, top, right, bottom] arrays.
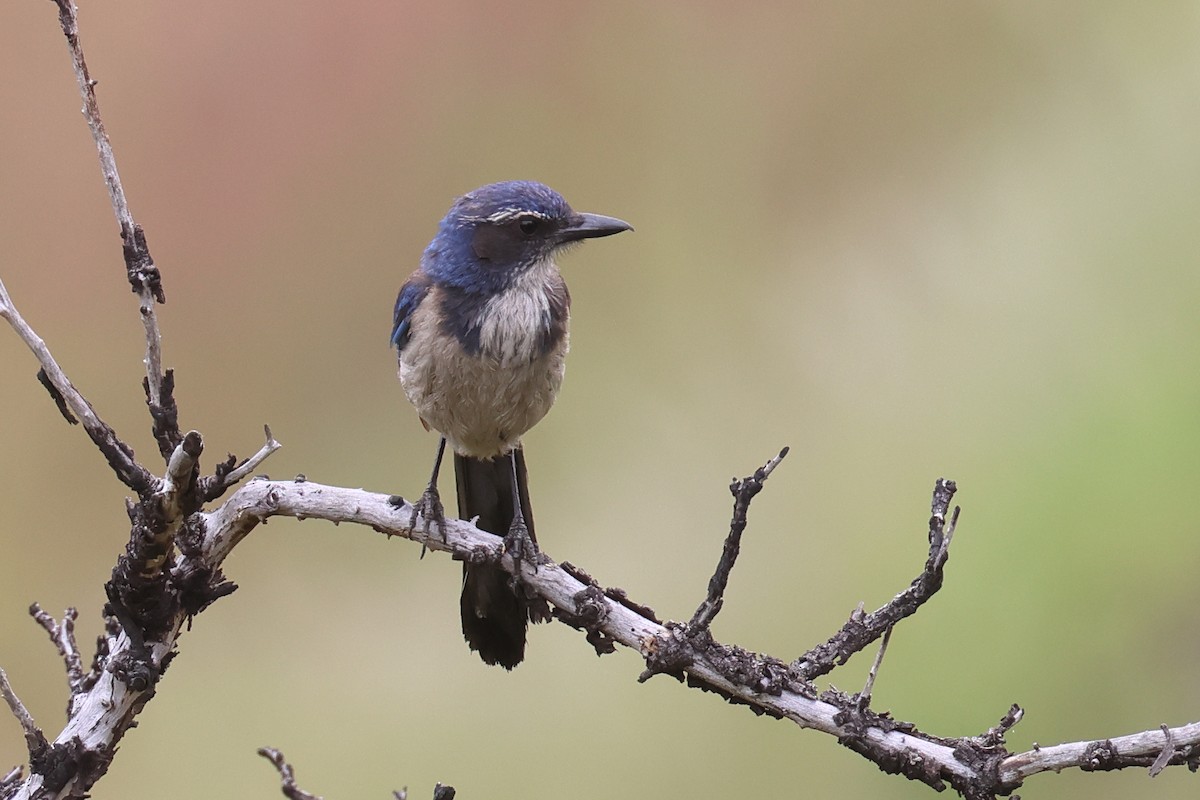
[[557, 212, 634, 244]]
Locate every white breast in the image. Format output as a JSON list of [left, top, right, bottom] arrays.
[[398, 269, 570, 458], [476, 258, 557, 367]]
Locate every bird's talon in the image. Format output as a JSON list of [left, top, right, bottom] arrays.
[[503, 522, 539, 572], [408, 485, 447, 557]]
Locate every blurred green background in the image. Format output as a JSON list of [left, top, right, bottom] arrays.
[[2, 2, 1199, 798]]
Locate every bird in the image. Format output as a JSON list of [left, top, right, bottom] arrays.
[[391, 180, 631, 669]]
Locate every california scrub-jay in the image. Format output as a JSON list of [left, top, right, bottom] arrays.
[[392, 181, 631, 668]]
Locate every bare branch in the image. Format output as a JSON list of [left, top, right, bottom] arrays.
[[0, 278, 152, 492], [145, 369, 182, 460], [6, 460, 1198, 800], [224, 426, 283, 484], [46, 0, 181, 462], [28, 606, 87, 698], [793, 478, 959, 680], [159, 430, 204, 521], [1, 206, 264, 800], [978, 704, 1024, 749], [690, 447, 788, 630], [0, 669, 47, 766], [1, 765, 25, 800], [47, 0, 167, 408], [191, 480, 1200, 794], [1149, 724, 1176, 778], [35, 368, 78, 425], [193, 424, 282, 505], [258, 747, 450, 800], [1000, 720, 1200, 784], [859, 624, 893, 705], [202, 481, 980, 791], [258, 748, 321, 800]]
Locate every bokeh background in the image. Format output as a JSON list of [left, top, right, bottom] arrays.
[[2, 2, 1199, 798]]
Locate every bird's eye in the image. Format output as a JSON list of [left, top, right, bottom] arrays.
[[518, 217, 541, 236]]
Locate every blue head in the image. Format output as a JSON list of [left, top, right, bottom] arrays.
[[421, 181, 632, 294]]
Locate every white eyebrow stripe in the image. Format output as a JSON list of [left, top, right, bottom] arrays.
[[463, 208, 551, 224]]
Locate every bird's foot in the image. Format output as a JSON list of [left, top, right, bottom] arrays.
[[503, 517, 540, 575], [408, 484, 447, 557]]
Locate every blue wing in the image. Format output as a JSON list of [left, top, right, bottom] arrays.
[[391, 272, 431, 350]]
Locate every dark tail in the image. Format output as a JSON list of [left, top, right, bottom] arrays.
[[455, 447, 536, 669]]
